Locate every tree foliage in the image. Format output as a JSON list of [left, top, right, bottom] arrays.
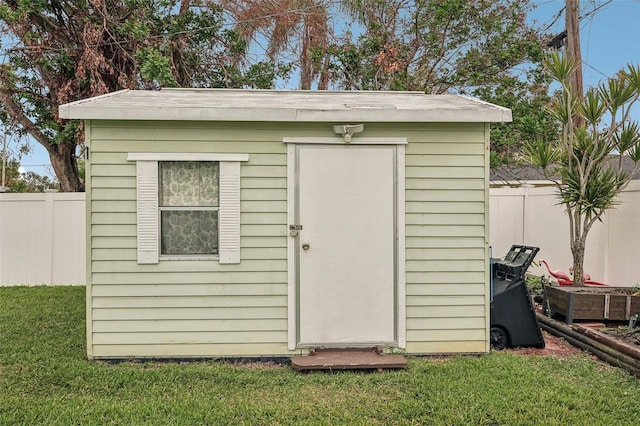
[[226, 0, 556, 166], [0, 0, 289, 191], [324, 0, 554, 166], [1, 0, 564, 189], [0, 158, 21, 190], [0, 157, 58, 192], [324, 1, 542, 90], [475, 67, 557, 168], [525, 53, 640, 286], [221, 0, 330, 89]]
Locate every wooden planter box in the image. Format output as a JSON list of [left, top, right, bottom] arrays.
[[545, 285, 640, 324]]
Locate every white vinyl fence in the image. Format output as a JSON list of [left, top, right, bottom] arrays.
[[2, 182, 640, 286], [491, 180, 640, 287], [0, 192, 85, 286]]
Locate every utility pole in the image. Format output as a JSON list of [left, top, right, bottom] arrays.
[[565, 0, 584, 98]]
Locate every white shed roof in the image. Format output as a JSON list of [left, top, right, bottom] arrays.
[[59, 88, 512, 123]]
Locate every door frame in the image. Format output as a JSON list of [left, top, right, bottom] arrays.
[[285, 137, 406, 350]]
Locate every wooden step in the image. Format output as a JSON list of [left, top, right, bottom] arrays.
[[291, 347, 407, 371]]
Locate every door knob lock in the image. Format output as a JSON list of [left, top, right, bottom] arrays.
[[289, 224, 303, 237], [302, 243, 310, 250]]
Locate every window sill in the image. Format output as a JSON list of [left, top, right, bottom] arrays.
[[159, 255, 220, 261]]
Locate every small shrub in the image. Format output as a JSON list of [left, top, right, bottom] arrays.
[[526, 275, 544, 303]]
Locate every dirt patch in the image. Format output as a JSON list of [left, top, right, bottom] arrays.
[[507, 330, 582, 358], [528, 300, 640, 356]]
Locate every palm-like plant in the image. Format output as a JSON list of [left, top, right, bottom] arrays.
[[525, 53, 640, 286], [220, 0, 331, 89]]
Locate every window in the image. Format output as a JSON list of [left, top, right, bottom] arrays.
[[128, 153, 249, 264], [159, 161, 219, 256]]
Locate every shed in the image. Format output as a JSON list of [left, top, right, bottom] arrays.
[[59, 89, 511, 359]]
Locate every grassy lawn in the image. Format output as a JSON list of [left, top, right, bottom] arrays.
[[1, 287, 638, 425]]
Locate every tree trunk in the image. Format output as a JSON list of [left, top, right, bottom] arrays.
[[317, 54, 330, 90], [571, 235, 586, 286], [300, 29, 312, 90], [0, 91, 83, 192], [48, 143, 83, 192]]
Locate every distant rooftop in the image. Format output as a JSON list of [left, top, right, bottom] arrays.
[[59, 88, 512, 123], [491, 156, 640, 185]]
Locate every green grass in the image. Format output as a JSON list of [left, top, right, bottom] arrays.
[[1, 287, 638, 425]]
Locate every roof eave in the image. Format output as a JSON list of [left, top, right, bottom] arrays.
[[58, 90, 513, 123], [59, 106, 512, 123]]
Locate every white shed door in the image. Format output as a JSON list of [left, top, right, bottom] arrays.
[[297, 145, 395, 346]]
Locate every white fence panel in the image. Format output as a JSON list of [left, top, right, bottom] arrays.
[[2, 183, 639, 287], [489, 188, 524, 257], [605, 183, 640, 286], [490, 180, 640, 287], [0, 192, 85, 286]]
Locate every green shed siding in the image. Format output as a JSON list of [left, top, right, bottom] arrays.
[[86, 120, 490, 358], [88, 121, 293, 358], [404, 123, 489, 354]]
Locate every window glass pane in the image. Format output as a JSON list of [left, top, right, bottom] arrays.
[[161, 210, 218, 255], [160, 162, 219, 207]]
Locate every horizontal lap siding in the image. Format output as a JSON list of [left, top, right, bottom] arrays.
[[404, 124, 488, 354], [88, 121, 300, 358], [87, 120, 490, 357]]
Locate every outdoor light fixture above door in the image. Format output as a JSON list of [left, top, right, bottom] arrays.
[[333, 124, 364, 142]]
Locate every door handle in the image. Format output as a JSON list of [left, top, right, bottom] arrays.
[[302, 243, 310, 250]]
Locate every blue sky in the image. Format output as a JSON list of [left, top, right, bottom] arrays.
[[10, 0, 640, 179], [531, 0, 640, 85]]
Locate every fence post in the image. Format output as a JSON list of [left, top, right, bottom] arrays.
[[522, 183, 533, 245], [44, 191, 56, 285]]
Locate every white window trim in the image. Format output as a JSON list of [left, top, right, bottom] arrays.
[[128, 153, 249, 162], [129, 153, 248, 264]]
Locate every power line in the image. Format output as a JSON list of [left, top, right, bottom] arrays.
[[544, 0, 614, 50], [540, 0, 612, 31], [581, 0, 613, 21], [580, 1, 615, 80], [543, 6, 565, 32], [582, 60, 610, 79]]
